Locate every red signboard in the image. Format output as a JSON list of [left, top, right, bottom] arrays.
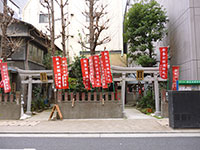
[[61, 57, 69, 89], [0, 63, 11, 93], [93, 55, 101, 87], [172, 66, 179, 90], [159, 47, 168, 79], [101, 51, 113, 84], [80, 58, 91, 90]]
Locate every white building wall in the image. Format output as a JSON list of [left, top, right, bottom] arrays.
[[22, 0, 123, 60]]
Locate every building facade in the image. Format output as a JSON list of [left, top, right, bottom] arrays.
[[157, 0, 200, 80], [22, 0, 124, 60]]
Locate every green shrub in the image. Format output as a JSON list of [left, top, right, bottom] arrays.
[[137, 90, 155, 110]]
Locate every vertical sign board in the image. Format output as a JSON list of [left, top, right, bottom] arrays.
[[159, 47, 168, 79], [93, 55, 101, 87], [172, 66, 179, 90], [80, 58, 91, 90], [53, 57, 63, 89], [61, 57, 69, 89], [0, 63, 11, 93]]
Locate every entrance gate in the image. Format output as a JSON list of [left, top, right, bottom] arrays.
[[111, 65, 167, 116]]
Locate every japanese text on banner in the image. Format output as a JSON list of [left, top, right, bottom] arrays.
[[172, 66, 179, 91], [0, 63, 11, 93], [80, 58, 91, 90], [93, 55, 101, 87], [61, 57, 69, 89], [89, 56, 96, 88], [101, 51, 112, 84], [53, 57, 63, 89], [159, 47, 168, 79]]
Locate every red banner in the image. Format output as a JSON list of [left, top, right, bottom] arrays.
[[80, 58, 91, 90], [101, 51, 112, 84], [159, 47, 168, 79], [172, 66, 179, 91], [100, 55, 108, 89], [89, 56, 96, 88], [61, 57, 69, 89], [0, 63, 11, 93], [93, 55, 101, 87], [53, 57, 63, 89]]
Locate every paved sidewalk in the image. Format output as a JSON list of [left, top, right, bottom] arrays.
[[0, 108, 200, 134]]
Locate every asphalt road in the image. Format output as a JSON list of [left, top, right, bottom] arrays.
[[0, 134, 200, 150]]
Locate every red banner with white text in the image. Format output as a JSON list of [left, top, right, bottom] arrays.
[[93, 55, 101, 87], [89, 56, 96, 88], [100, 55, 108, 89], [101, 51, 112, 84], [53, 57, 63, 89], [0, 63, 11, 93], [61, 57, 69, 89], [172, 66, 179, 91], [81, 58, 91, 90], [159, 47, 168, 79]]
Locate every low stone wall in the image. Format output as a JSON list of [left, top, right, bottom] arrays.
[[0, 103, 21, 120], [0, 92, 21, 120], [57, 91, 123, 119]]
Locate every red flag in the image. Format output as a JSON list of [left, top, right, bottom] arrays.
[[0, 63, 11, 93], [89, 56, 96, 88], [159, 47, 168, 79], [172, 66, 179, 91], [53, 57, 63, 89], [61, 57, 69, 89], [93, 55, 101, 87], [100, 54, 108, 89], [80, 58, 91, 90], [101, 51, 113, 84]]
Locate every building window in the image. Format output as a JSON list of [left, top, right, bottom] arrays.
[[28, 43, 44, 64], [39, 14, 49, 23]]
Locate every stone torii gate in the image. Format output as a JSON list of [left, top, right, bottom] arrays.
[[111, 65, 167, 116], [17, 68, 53, 115]]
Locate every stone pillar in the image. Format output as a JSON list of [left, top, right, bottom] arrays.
[[26, 76, 32, 115], [121, 73, 126, 114], [154, 73, 161, 116]]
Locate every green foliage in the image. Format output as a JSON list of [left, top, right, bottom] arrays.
[[32, 86, 48, 112], [124, 0, 168, 66], [43, 49, 63, 69], [137, 90, 155, 110], [136, 55, 157, 67], [68, 55, 86, 92]]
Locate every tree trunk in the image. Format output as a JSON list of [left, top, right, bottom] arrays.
[[51, 0, 55, 56], [60, 0, 66, 57], [89, 0, 95, 55]]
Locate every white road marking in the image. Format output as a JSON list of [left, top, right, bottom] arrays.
[[0, 133, 200, 138]]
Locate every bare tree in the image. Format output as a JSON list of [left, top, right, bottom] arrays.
[[0, 0, 14, 60], [79, 0, 111, 55], [40, 0, 56, 56], [55, 0, 70, 58]]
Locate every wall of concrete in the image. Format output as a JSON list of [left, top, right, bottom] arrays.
[[58, 101, 123, 119], [157, 0, 200, 80], [0, 103, 20, 120]]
